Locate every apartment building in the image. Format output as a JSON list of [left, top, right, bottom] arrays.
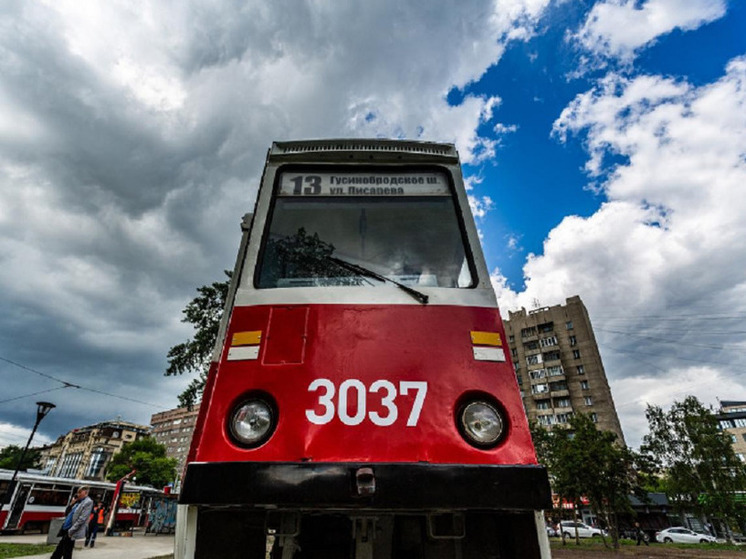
[[503, 295, 625, 443], [150, 405, 199, 481], [39, 420, 150, 481], [716, 400, 746, 461]]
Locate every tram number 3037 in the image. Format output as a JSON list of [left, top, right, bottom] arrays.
[[306, 379, 428, 427]]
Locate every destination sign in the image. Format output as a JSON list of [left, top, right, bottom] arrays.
[[279, 171, 450, 196]]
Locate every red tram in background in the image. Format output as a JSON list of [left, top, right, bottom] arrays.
[[0, 469, 156, 533], [177, 140, 551, 558]]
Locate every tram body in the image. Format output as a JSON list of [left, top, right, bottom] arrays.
[[178, 140, 551, 558], [0, 469, 154, 533]]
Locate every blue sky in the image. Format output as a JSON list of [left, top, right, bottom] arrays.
[[0, 0, 745, 449], [465, 0, 746, 290]]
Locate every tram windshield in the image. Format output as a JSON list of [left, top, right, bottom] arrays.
[[257, 170, 474, 289]]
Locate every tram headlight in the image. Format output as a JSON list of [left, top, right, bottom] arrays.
[[459, 400, 504, 448], [229, 396, 276, 447]]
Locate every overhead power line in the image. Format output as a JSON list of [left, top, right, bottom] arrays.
[[0, 356, 80, 388], [0, 355, 163, 410], [595, 328, 740, 351], [0, 387, 68, 405]]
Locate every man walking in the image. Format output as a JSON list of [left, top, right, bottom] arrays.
[[635, 522, 649, 546], [51, 486, 93, 559]]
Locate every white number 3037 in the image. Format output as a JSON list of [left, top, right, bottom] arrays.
[[305, 379, 428, 427]]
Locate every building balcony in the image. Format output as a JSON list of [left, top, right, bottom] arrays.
[[550, 389, 570, 398]]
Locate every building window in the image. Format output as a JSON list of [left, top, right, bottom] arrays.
[[569, 335, 577, 346], [580, 381, 590, 390], [590, 413, 598, 423], [524, 340, 539, 350], [741, 433, 746, 442], [532, 383, 549, 395], [536, 400, 551, 410], [549, 381, 568, 392], [85, 448, 110, 478], [529, 369, 546, 380], [721, 420, 735, 429], [584, 396, 593, 406], [572, 349, 581, 359], [547, 365, 564, 377], [732, 434, 738, 443], [521, 326, 537, 338], [57, 452, 84, 478], [566, 321, 573, 330], [538, 415, 555, 426], [554, 398, 571, 408], [509, 334, 515, 343], [556, 412, 573, 424], [511, 348, 518, 358], [543, 350, 560, 362], [735, 418, 746, 428], [577, 365, 585, 375], [540, 336, 558, 348], [537, 322, 554, 333], [527, 354, 543, 365]]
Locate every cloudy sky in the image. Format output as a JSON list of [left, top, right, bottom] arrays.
[[0, 0, 744, 451]]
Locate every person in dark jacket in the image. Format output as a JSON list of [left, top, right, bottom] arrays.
[[85, 501, 106, 548], [635, 522, 649, 546], [51, 486, 93, 559]]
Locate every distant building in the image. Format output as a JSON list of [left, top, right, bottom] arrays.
[[716, 400, 746, 462], [150, 406, 199, 482], [503, 295, 625, 443], [39, 420, 150, 481]]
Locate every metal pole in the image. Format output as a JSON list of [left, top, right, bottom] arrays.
[[0, 402, 55, 527]]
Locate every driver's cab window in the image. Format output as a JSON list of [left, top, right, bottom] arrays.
[[257, 169, 474, 289]]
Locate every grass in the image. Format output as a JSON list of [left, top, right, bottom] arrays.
[[0, 543, 56, 559], [551, 537, 745, 554]]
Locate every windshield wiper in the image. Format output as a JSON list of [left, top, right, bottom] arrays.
[[328, 256, 429, 305]]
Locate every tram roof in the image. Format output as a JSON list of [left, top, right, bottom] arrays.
[[269, 139, 459, 163], [0, 468, 159, 493]]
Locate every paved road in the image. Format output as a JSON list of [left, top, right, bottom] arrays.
[[0, 530, 174, 559]]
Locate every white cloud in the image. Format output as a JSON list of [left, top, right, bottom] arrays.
[[496, 56, 746, 446], [0, 421, 53, 449], [574, 0, 726, 62]]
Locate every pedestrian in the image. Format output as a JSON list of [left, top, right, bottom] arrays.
[[84, 501, 106, 548], [51, 486, 93, 559], [635, 522, 648, 546]]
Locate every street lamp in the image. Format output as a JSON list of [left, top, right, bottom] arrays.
[[0, 401, 56, 522]]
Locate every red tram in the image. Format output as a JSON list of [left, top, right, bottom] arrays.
[[177, 140, 551, 558], [0, 469, 154, 533]]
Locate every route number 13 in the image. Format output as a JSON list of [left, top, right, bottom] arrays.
[[306, 379, 428, 427]]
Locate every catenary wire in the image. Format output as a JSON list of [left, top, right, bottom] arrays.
[[0, 386, 68, 405], [0, 355, 163, 409]]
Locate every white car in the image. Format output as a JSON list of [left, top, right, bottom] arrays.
[[655, 527, 717, 544], [559, 521, 606, 538]]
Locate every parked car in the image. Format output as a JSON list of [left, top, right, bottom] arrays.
[[546, 524, 558, 537], [655, 527, 717, 544], [559, 520, 607, 538]]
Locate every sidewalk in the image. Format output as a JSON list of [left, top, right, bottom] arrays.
[[0, 529, 174, 559]]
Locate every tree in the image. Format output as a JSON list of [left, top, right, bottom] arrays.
[[531, 414, 636, 549], [640, 396, 746, 537], [0, 445, 41, 471], [105, 437, 177, 488], [165, 271, 231, 408]]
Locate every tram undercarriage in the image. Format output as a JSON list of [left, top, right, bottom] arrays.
[[177, 506, 549, 559]]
